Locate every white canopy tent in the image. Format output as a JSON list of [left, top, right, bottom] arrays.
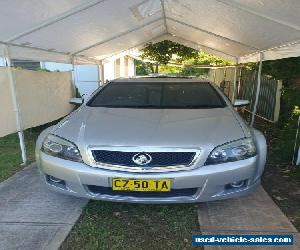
[[1, 0, 300, 63], [1, 0, 300, 164]]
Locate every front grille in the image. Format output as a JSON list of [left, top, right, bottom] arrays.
[[87, 185, 198, 198], [91, 150, 196, 168]]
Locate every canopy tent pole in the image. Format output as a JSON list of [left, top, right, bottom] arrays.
[[292, 115, 300, 165], [97, 64, 101, 86], [98, 61, 105, 86], [251, 52, 263, 127], [70, 55, 78, 96], [231, 65, 237, 102], [213, 69, 217, 83], [4, 45, 27, 165], [222, 68, 226, 92], [237, 67, 242, 97]]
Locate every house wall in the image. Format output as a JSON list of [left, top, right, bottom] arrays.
[[44, 55, 136, 96]]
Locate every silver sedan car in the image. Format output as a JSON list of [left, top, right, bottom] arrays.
[[36, 77, 267, 203]]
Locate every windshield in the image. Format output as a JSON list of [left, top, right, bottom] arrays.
[[87, 81, 226, 109]]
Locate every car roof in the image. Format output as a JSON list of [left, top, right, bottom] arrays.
[[111, 76, 211, 83]]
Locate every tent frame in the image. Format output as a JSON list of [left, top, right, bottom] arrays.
[[0, 41, 100, 65], [251, 53, 263, 126], [3, 45, 27, 164], [231, 66, 237, 102], [1, 0, 300, 63], [1, 0, 296, 164]]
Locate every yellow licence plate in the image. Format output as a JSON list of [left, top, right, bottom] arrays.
[[112, 178, 171, 192]]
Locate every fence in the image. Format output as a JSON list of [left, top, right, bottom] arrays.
[[0, 68, 74, 137], [238, 70, 282, 122], [209, 68, 282, 122], [208, 67, 238, 100]]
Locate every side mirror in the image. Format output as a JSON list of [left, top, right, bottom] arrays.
[[69, 97, 83, 106], [233, 99, 250, 108]]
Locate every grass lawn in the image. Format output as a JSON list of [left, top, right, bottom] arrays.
[[260, 87, 300, 180], [60, 201, 200, 250], [0, 126, 46, 182], [0, 129, 37, 182], [268, 88, 300, 165]]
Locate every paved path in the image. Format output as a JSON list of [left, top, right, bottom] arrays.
[[198, 186, 300, 250], [0, 164, 88, 250]]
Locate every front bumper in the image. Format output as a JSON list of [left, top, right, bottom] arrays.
[[37, 152, 261, 203]]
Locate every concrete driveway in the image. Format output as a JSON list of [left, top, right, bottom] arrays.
[[0, 164, 88, 250], [198, 187, 300, 250]]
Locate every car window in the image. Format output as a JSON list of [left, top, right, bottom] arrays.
[[87, 82, 226, 108]]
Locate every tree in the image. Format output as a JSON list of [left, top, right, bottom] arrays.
[[140, 40, 198, 73], [140, 40, 233, 74], [135, 60, 153, 75], [186, 51, 232, 66], [243, 57, 300, 86], [262, 57, 300, 81]]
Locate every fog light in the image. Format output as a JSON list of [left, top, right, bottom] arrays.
[[46, 175, 66, 188], [226, 180, 247, 189]]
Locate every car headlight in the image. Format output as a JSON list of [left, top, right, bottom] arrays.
[[41, 134, 82, 162], [205, 138, 256, 165]]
